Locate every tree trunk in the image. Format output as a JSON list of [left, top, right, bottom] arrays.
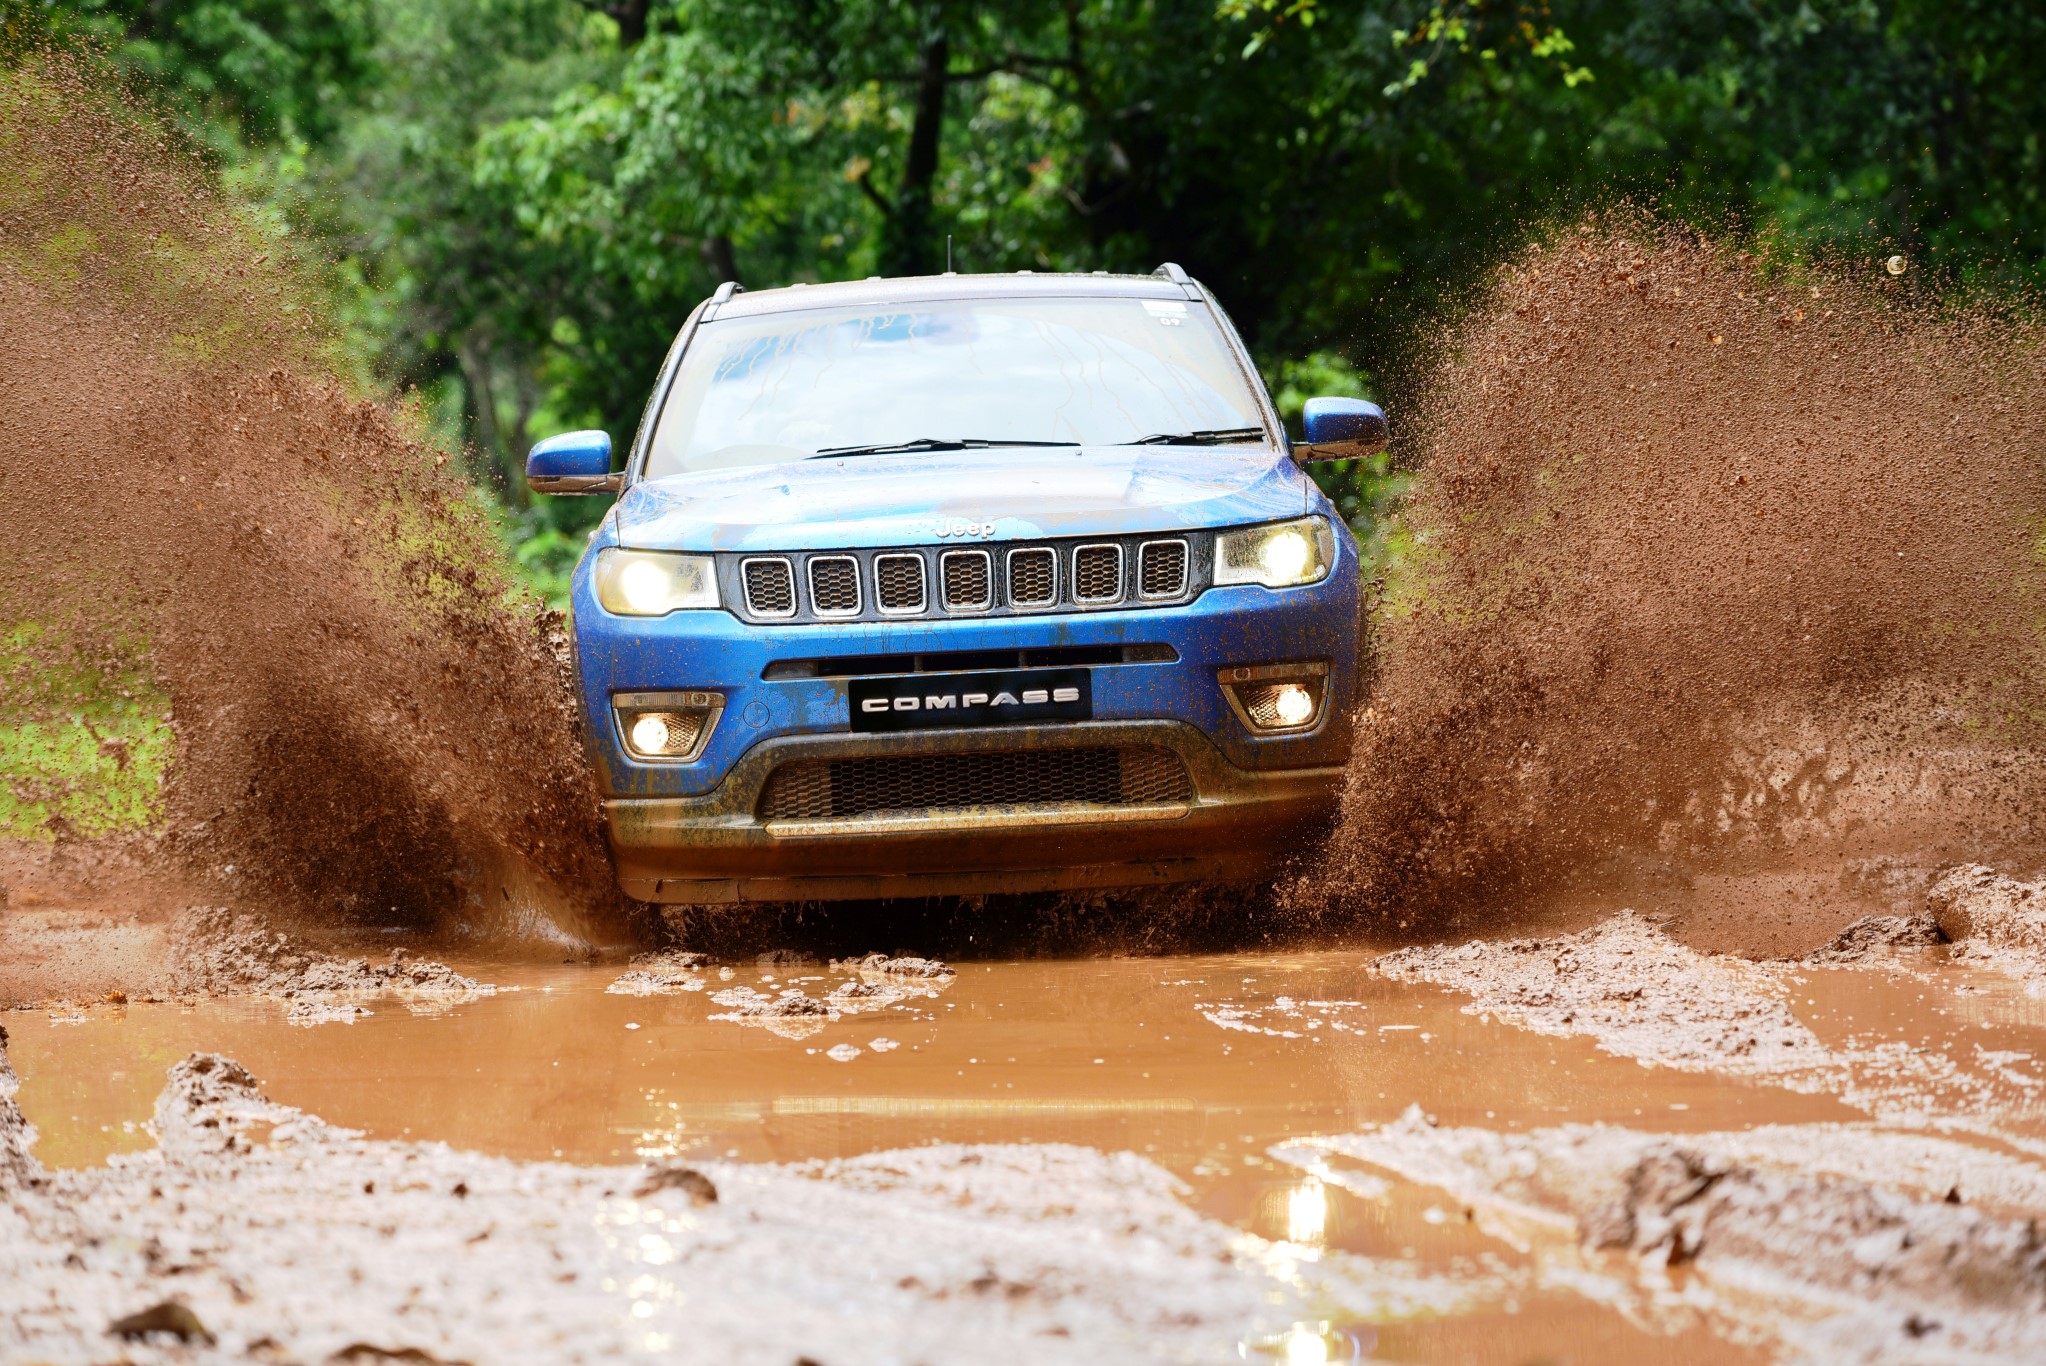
[[611, 0, 649, 46], [507, 364, 538, 496], [456, 342, 524, 507], [585, 0, 649, 46], [883, 34, 948, 277], [701, 233, 740, 285]]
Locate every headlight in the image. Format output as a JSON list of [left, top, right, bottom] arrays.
[[1214, 516, 1336, 589], [593, 548, 720, 616]]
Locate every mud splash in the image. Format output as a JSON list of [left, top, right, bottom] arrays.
[[0, 56, 617, 943], [1306, 222, 2046, 930]]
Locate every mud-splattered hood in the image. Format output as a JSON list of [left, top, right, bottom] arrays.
[[611, 445, 1314, 552]]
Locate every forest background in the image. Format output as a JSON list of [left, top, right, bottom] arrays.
[[12, 0, 2044, 601]]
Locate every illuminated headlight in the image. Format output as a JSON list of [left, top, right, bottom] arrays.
[[615, 691, 723, 761], [1214, 516, 1336, 589], [593, 548, 719, 616]]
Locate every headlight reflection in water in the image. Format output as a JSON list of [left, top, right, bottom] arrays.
[[1286, 1175, 1328, 1245]]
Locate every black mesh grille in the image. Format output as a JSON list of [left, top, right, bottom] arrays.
[[875, 554, 926, 612], [1007, 549, 1056, 607], [809, 557, 860, 615], [1139, 541, 1187, 598], [1073, 545, 1122, 602], [758, 747, 1192, 820], [942, 552, 992, 610], [743, 559, 795, 617]]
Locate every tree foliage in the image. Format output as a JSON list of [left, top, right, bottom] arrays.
[[30, 0, 377, 149]]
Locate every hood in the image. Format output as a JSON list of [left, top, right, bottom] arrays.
[[612, 446, 1313, 552]]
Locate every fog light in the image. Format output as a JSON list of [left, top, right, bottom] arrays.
[[630, 713, 672, 754], [615, 690, 724, 760], [1219, 663, 1329, 733], [1272, 683, 1314, 726]]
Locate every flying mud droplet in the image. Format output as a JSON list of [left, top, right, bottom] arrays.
[[1887, 254, 1909, 276]]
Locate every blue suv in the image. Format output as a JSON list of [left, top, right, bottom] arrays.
[[528, 265, 1386, 904]]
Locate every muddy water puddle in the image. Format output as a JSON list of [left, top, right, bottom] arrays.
[[15, 946, 2046, 1363]]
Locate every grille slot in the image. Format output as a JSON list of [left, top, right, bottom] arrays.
[[874, 554, 927, 614], [1006, 547, 1057, 608], [941, 550, 993, 611], [742, 558, 796, 618], [758, 747, 1192, 820], [1138, 540, 1188, 599], [807, 556, 861, 617], [1072, 544, 1124, 604]]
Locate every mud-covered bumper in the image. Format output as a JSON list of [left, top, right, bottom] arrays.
[[606, 719, 1342, 903]]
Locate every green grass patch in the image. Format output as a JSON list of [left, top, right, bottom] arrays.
[[1, 626, 171, 839]]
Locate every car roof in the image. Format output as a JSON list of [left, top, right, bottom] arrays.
[[708, 269, 1196, 320]]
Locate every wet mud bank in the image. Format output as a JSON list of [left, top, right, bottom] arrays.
[[1284, 1113, 2046, 1364], [0, 1042, 1332, 1365]]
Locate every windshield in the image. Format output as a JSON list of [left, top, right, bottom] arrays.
[[643, 295, 1268, 478]]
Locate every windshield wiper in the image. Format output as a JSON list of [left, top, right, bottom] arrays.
[[810, 437, 1082, 459], [1125, 427, 1267, 446]]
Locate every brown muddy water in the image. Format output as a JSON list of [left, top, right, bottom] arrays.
[[15, 940, 2046, 1362]]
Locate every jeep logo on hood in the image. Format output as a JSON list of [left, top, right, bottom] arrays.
[[934, 518, 997, 539]]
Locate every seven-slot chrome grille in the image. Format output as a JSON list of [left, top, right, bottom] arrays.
[[723, 534, 1215, 624]]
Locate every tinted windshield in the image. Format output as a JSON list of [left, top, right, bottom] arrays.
[[644, 295, 1268, 478]]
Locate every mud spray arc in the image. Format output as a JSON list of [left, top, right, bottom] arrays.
[[0, 61, 618, 946], [1305, 225, 2046, 932]]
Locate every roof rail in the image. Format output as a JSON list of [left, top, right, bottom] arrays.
[[710, 280, 745, 304], [1152, 262, 1191, 285]]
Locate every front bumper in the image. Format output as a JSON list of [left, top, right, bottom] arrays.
[[607, 719, 1343, 903]]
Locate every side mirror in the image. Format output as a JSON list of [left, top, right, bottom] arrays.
[[526, 430, 620, 494], [1295, 397, 1388, 463]]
